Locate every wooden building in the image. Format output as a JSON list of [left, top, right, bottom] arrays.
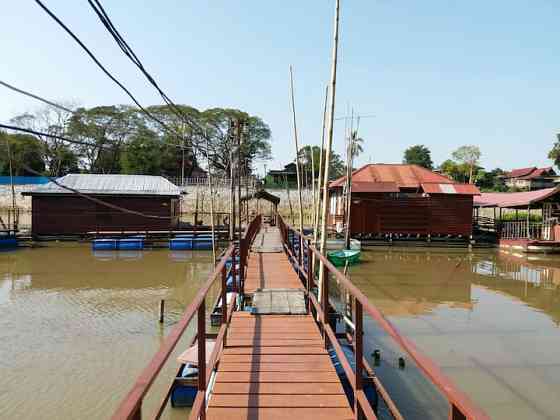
[[22, 174, 181, 235], [501, 167, 560, 191], [329, 164, 480, 237]]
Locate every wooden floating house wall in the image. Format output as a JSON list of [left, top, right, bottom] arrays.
[[22, 174, 181, 235], [329, 164, 480, 237]]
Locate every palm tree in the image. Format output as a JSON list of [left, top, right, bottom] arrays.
[[349, 130, 364, 159]]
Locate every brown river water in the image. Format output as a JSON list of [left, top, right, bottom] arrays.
[[1, 244, 559, 419]]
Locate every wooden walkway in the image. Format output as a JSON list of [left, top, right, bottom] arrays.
[[206, 226, 354, 419]]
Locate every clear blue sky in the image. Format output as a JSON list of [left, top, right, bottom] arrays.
[[2, 1, 559, 174]]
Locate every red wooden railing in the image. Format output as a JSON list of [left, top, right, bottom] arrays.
[[111, 215, 261, 420], [278, 215, 489, 420]]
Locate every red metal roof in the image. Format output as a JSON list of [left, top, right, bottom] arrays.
[[504, 167, 555, 180], [331, 164, 479, 195], [421, 183, 480, 195], [474, 186, 560, 208], [350, 181, 399, 193]]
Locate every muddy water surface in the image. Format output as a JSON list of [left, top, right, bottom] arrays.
[[349, 247, 560, 420], [0, 245, 213, 420]]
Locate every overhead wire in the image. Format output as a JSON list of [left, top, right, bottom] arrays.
[[33, 0, 190, 147], [0, 80, 74, 114]]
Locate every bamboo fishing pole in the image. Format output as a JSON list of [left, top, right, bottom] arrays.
[[344, 108, 354, 249], [319, 0, 341, 302], [206, 136, 217, 263], [314, 85, 329, 244], [5, 134, 17, 231], [289, 65, 305, 240]]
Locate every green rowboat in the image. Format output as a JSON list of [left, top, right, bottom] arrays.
[[327, 249, 361, 267]]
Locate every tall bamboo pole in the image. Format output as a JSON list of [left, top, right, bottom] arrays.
[[344, 109, 354, 249], [5, 134, 17, 231], [206, 136, 217, 263], [314, 86, 329, 244], [319, 0, 341, 301], [289, 65, 305, 239], [310, 145, 316, 230]]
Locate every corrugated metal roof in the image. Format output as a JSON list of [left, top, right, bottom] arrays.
[[350, 181, 399, 193], [22, 174, 181, 196], [330, 164, 478, 195], [474, 187, 560, 208], [421, 183, 480, 195]]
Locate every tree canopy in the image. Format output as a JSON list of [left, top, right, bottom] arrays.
[[403, 144, 433, 169], [6, 103, 272, 178], [0, 131, 45, 176], [451, 145, 481, 184]]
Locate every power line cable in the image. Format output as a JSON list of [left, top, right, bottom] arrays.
[[33, 0, 189, 145], [0, 80, 74, 114], [86, 0, 219, 152], [0, 123, 107, 149]]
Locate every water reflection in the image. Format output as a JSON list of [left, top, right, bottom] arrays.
[[349, 247, 560, 420], [0, 245, 212, 420]]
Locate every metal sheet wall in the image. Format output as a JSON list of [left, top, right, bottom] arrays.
[[31, 195, 178, 235], [349, 194, 474, 236]]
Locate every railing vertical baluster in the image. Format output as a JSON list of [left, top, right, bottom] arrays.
[[221, 265, 227, 347], [197, 299, 206, 420], [239, 237, 245, 295], [231, 248, 237, 293], [354, 300, 363, 419], [322, 267, 329, 349]]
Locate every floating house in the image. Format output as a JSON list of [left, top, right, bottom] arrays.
[[22, 174, 181, 236], [474, 186, 560, 253], [328, 164, 480, 238]]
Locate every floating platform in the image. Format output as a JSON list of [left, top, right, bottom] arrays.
[[92, 238, 145, 251], [169, 237, 214, 250], [0, 233, 17, 249]]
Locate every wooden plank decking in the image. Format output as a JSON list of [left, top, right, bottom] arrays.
[[206, 226, 353, 419]]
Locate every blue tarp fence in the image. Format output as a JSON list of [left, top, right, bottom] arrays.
[[0, 176, 49, 185]]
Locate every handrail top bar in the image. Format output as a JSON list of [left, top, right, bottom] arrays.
[[279, 215, 489, 420]]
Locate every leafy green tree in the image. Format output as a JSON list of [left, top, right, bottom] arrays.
[[476, 168, 507, 192], [403, 145, 433, 169], [452, 145, 481, 184], [298, 145, 346, 180], [201, 108, 272, 175], [548, 134, 560, 168], [67, 105, 141, 173], [0, 132, 45, 176], [121, 127, 162, 175], [439, 159, 467, 182]]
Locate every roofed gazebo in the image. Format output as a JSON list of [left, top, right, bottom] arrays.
[[474, 186, 560, 250], [240, 189, 280, 225]]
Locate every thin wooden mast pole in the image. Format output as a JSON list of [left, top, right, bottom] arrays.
[[229, 120, 235, 241], [319, 0, 341, 300], [5, 134, 17, 231], [344, 109, 354, 249], [205, 136, 217, 263], [314, 85, 329, 244], [289, 65, 305, 239], [310, 146, 316, 229]]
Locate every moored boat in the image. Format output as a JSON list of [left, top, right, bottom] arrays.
[[327, 249, 361, 266]]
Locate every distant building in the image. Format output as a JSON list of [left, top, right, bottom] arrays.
[[502, 167, 560, 191], [329, 164, 480, 237], [266, 163, 298, 186], [22, 174, 181, 236]]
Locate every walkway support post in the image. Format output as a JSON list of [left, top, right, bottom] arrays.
[[197, 300, 206, 420]]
